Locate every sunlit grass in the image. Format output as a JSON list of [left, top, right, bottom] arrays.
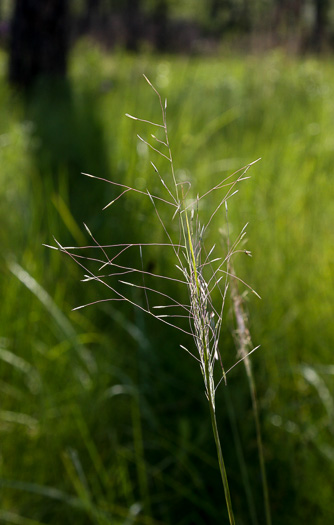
[[1, 43, 334, 523]]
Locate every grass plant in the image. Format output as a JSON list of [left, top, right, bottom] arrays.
[[1, 44, 334, 524], [229, 260, 271, 525], [46, 75, 263, 523]]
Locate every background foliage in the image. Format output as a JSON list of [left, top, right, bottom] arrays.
[[1, 35, 334, 524]]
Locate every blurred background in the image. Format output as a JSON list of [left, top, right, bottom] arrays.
[[1, 1, 334, 524]]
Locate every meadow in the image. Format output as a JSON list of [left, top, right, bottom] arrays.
[[1, 41, 334, 524]]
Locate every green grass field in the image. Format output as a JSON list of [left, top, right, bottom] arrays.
[[1, 42, 334, 524]]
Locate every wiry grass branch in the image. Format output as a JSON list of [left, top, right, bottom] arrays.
[[46, 75, 263, 525]]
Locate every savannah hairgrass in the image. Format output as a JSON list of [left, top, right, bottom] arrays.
[[231, 275, 271, 525], [224, 215, 271, 524], [46, 75, 263, 523]]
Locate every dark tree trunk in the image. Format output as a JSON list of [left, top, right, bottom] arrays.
[[80, 0, 105, 35], [124, 0, 141, 51], [9, 0, 69, 90], [313, 0, 329, 50], [209, 0, 225, 35], [153, 0, 168, 52], [81, 0, 96, 33]]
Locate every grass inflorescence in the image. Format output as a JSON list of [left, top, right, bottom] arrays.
[[46, 75, 266, 523], [2, 46, 334, 524]]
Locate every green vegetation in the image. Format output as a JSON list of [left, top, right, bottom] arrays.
[[1, 43, 334, 524]]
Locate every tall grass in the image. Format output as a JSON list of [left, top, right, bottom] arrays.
[[1, 44, 334, 524], [46, 75, 266, 523]]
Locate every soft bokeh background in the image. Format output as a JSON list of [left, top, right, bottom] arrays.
[[1, 2, 334, 524]]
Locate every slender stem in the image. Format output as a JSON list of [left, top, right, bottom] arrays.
[[145, 77, 237, 523], [231, 279, 271, 525], [184, 211, 235, 525], [248, 370, 272, 525], [209, 398, 236, 525]]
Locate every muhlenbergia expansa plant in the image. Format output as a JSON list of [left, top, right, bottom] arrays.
[[46, 76, 264, 524]]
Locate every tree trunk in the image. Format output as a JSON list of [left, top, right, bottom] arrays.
[[313, 0, 328, 50], [9, 0, 69, 90], [124, 0, 141, 51], [154, 0, 168, 52]]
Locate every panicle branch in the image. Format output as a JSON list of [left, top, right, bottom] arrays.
[[47, 75, 262, 525]]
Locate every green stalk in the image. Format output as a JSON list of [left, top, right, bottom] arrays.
[[248, 369, 271, 525], [202, 311, 235, 525], [231, 280, 271, 525], [209, 398, 236, 525], [184, 210, 235, 525]]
